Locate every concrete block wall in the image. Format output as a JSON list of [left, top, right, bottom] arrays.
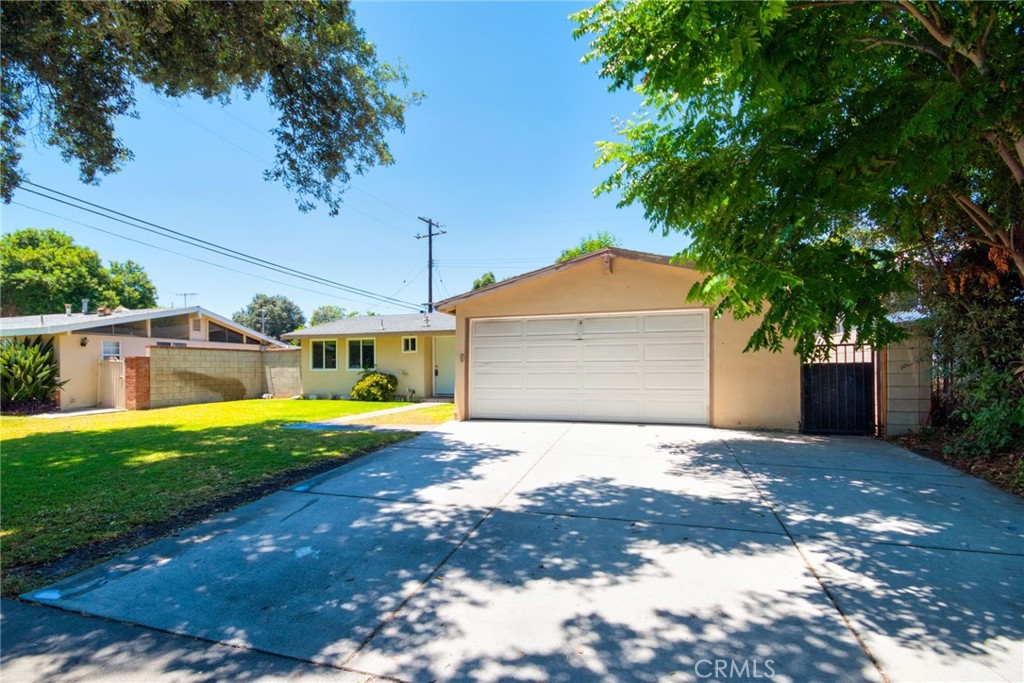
[[262, 348, 302, 397], [886, 336, 932, 436], [147, 347, 264, 409]]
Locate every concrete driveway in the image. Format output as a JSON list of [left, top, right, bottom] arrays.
[[12, 422, 1024, 682]]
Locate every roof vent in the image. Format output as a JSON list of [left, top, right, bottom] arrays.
[[81, 298, 89, 314], [65, 303, 72, 317], [379, 318, 385, 330], [423, 313, 430, 327]]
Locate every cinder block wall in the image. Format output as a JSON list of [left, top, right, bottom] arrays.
[[886, 336, 932, 436], [148, 347, 265, 409], [262, 348, 302, 397]]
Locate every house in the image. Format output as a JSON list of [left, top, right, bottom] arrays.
[[1, 304, 289, 411], [281, 313, 456, 400]]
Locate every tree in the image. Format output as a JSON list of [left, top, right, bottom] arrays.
[[556, 231, 621, 263], [472, 272, 497, 290], [233, 294, 305, 340], [574, 1, 1024, 358], [1, 2, 421, 214], [309, 304, 359, 326], [1, 228, 108, 316], [104, 260, 157, 310]]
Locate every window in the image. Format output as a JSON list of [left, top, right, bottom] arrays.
[[311, 340, 337, 370], [192, 318, 202, 332], [402, 336, 418, 353], [245, 335, 261, 345], [150, 314, 190, 340], [101, 341, 121, 359], [347, 339, 375, 370], [208, 321, 243, 344]]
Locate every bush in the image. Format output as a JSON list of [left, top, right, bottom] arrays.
[[350, 370, 398, 402], [0, 336, 68, 412], [951, 366, 1024, 456]]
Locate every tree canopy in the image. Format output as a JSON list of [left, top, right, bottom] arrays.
[[233, 294, 305, 340], [574, 0, 1024, 358], [309, 304, 360, 326], [0, 228, 158, 315], [472, 272, 497, 290], [556, 231, 621, 263], [1, 2, 421, 214]]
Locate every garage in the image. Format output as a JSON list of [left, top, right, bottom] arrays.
[[470, 310, 709, 424]]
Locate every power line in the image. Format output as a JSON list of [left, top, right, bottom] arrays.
[[416, 217, 446, 312], [18, 182, 422, 311], [10, 201, 395, 309]]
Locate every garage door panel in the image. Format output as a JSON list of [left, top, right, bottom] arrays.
[[525, 372, 580, 390], [644, 369, 707, 391], [644, 340, 706, 362], [470, 312, 708, 425], [583, 342, 641, 363], [524, 343, 580, 363], [474, 345, 524, 363], [582, 315, 640, 336]]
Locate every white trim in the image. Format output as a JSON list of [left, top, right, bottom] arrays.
[[346, 337, 376, 371], [401, 336, 418, 353], [100, 340, 122, 360], [310, 338, 339, 371]]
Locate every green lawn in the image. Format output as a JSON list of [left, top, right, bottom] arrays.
[[0, 399, 412, 595], [355, 402, 455, 425]]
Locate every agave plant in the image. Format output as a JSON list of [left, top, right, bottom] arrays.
[[0, 336, 68, 411]]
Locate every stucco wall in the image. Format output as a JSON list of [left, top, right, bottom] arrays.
[[885, 336, 932, 436], [148, 347, 264, 409], [444, 255, 802, 430], [297, 333, 453, 399]]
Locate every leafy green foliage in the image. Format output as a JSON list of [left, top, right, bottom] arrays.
[[0, 336, 68, 411], [472, 271, 497, 290], [232, 294, 305, 341], [350, 370, 399, 402], [1, 2, 422, 214], [309, 305, 357, 326], [0, 228, 157, 315], [557, 231, 621, 263], [573, 1, 1024, 358]]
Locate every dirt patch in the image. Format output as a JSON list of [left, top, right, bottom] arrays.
[[894, 428, 1023, 498], [5, 433, 414, 597]]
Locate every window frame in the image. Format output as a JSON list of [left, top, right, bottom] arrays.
[[402, 336, 418, 354], [100, 340, 122, 360], [346, 338, 376, 371], [310, 339, 338, 371]]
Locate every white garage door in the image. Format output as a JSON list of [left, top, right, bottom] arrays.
[[469, 311, 708, 424]]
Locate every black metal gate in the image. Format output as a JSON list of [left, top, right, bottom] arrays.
[[801, 344, 876, 435]]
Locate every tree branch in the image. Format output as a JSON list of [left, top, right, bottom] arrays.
[[853, 36, 943, 61], [894, 0, 990, 76], [985, 132, 1024, 186]]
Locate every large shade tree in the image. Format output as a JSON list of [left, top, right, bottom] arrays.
[[574, 0, 1024, 358], [233, 294, 306, 340], [1, 1, 420, 214]]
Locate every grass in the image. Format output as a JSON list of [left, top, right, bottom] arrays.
[[356, 402, 455, 425], [0, 399, 413, 595]]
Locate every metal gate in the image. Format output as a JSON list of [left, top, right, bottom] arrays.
[[98, 359, 126, 410], [801, 344, 876, 435]]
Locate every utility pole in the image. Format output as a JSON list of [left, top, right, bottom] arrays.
[[416, 217, 446, 312], [176, 292, 199, 307]]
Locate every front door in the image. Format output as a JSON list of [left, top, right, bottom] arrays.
[[98, 359, 126, 409], [433, 336, 456, 396]]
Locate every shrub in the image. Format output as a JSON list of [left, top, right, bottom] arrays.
[[350, 370, 398, 402], [0, 336, 68, 412]]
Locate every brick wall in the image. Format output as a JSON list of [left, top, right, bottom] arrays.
[[886, 336, 932, 436], [262, 348, 302, 397], [124, 356, 150, 410]]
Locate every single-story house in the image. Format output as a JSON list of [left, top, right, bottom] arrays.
[[435, 247, 801, 430], [1, 304, 288, 410], [281, 313, 456, 400]]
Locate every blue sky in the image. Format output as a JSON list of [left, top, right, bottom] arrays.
[[3, 2, 689, 319]]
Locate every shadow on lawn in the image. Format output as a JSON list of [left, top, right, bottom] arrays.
[[7, 428, 1024, 683]]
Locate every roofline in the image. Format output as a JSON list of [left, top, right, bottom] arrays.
[[434, 247, 684, 313], [281, 314, 456, 340], [0, 306, 289, 348]]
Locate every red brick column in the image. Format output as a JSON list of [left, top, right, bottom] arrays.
[[124, 356, 150, 410]]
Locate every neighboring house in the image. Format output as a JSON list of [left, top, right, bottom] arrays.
[[0, 305, 288, 411], [435, 247, 931, 434], [282, 313, 456, 400]]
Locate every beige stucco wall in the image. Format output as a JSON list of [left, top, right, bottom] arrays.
[[54, 332, 277, 410], [885, 336, 932, 436], [297, 333, 453, 399], [443, 255, 802, 430]]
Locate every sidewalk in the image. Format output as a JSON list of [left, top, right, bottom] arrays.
[[0, 599, 378, 683]]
